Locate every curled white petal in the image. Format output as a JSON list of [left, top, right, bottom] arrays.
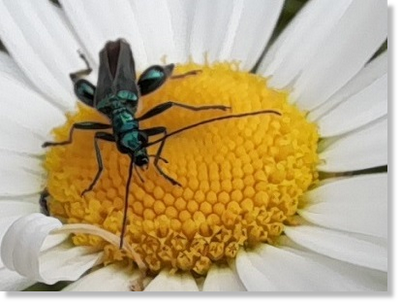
[[0, 214, 103, 284], [1, 214, 61, 273], [1, 216, 32, 268]]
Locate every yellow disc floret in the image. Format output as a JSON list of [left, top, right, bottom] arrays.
[[44, 63, 319, 275]]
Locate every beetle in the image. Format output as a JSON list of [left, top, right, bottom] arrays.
[[42, 39, 281, 248]]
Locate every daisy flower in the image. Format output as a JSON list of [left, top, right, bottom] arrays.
[[0, 0, 387, 292]]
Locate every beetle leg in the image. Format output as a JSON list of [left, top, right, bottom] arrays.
[[81, 132, 115, 196], [142, 127, 181, 186], [170, 69, 202, 79], [70, 51, 92, 82], [42, 122, 112, 148], [39, 188, 50, 216], [137, 101, 230, 121]]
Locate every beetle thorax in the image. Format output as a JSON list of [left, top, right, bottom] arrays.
[[111, 107, 137, 132], [109, 108, 149, 167]]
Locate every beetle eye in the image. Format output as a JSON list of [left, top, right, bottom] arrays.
[[117, 90, 138, 102]]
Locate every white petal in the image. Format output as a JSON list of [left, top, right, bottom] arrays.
[[187, 0, 231, 64], [258, 0, 387, 110], [0, 51, 31, 87], [236, 245, 346, 291], [0, 0, 81, 110], [59, 0, 148, 71], [40, 233, 69, 253], [165, 0, 192, 63], [38, 244, 103, 285], [1, 214, 103, 284], [280, 238, 387, 291], [63, 263, 139, 291], [145, 270, 199, 291], [0, 146, 45, 198], [235, 249, 281, 291], [319, 117, 387, 172], [129, 0, 180, 66], [0, 150, 43, 175], [202, 264, 245, 291], [258, 0, 353, 85], [299, 173, 387, 238], [297, 251, 387, 291], [0, 116, 45, 154], [226, 0, 283, 69], [0, 201, 40, 218], [0, 74, 66, 139], [236, 244, 383, 291], [285, 225, 387, 271], [61, 0, 190, 69], [3, 194, 42, 205], [189, 0, 283, 69], [0, 267, 35, 291], [309, 52, 387, 136], [0, 169, 43, 196]]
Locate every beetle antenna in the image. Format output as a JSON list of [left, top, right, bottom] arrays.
[[145, 109, 281, 147], [120, 157, 135, 249]]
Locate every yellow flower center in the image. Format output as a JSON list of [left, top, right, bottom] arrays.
[[44, 63, 319, 275]]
